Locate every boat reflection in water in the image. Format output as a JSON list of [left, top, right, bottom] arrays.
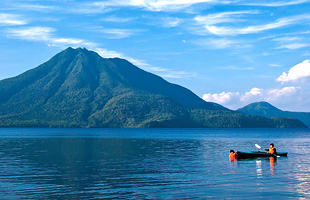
[[256, 159, 262, 178], [255, 157, 277, 176], [232, 156, 278, 176], [269, 157, 276, 175]]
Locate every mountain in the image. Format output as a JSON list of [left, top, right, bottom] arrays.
[[0, 48, 306, 128], [237, 101, 310, 128]]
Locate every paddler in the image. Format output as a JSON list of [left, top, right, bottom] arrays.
[[264, 143, 277, 154], [229, 149, 237, 161]]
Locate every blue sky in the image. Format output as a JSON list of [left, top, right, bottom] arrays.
[[1, 0, 310, 111]]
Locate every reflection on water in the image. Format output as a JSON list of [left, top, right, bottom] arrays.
[[290, 140, 310, 198], [269, 157, 276, 175], [236, 157, 278, 178], [0, 128, 309, 199], [229, 157, 237, 163], [256, 159, 262, 178]]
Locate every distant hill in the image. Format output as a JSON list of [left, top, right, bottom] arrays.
[[0, 48, 306, 128], [237, 102, 310, 128]]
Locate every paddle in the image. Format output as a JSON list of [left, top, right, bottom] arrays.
[[255, 144, 280, 157], [255, 144, 261, 149]]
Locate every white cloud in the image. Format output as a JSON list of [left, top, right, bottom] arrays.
[[240, 88, 263, 103], [272, 36, 309, 50], [265, 87, 304, 111], [0, 13, 28, 26], [101, 15, 135, 23], [90, 48, 156, 70], [5, 18, 195, 78], [202, 87, 303, 110], [268, 86, 300, 99], [204, 14, 310, 36], [239, 0, 308, 7], [192, 38, 252, 49], [5, 26, 144, 64], [273, 36, 302, 42], [97, 28, 141, 39], [220, 66, 254, 70], [195, 11, 258, 26], [263, 52, 270, 56], [90, 0, 224, 12], [277, 43, 309, 50], [193, 38, 236, 49], [269, 63, 281, 67], [259, 31, 310, 41], [7, 27, 55, 41], [142, 66, 196, 78], [6, 27, 97, 47], [54, 38, 95, 46], [142, 15, 184, 28], [244, 87, 262, 95], [203, 92, 240, 105], [6, 26, 192, 78], [277, 60, 310, 82], [12, 3, 59, 12], [142, 0, 220, 11], [208, 38, 235, 49], [303, 52, 310, 57], [94, 47, 126, 58], [159, 70, 196, 79], [161, 17, 183, 27]]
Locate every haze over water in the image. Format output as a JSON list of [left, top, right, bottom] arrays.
[[0, 128, 310, 199]]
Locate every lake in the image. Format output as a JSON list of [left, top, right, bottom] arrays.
[[0, 128, 310, 199]]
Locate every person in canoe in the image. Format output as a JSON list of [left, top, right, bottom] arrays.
[[264, 143, 277, 154], [229, 149, 237, 161]]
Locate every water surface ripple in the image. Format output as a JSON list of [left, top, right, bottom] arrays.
[[0, 128, 309, 199]]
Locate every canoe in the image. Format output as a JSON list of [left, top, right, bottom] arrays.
[[236, 151, 288, 159]]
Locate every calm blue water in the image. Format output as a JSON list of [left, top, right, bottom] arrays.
[[0, 128, 310, 199]]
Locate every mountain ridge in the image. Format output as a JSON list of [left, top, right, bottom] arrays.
[[0, 47, 306, 128], [237, 101, 310, 128]]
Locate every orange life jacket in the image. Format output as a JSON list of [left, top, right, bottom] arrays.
[[229, 152, 237, 162], [229, 152, 236, 159], [269, 147, 276, 154]]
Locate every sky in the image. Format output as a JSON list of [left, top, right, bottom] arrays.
[[0, 0, 310, 112]]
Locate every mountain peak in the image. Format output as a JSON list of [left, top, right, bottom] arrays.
[[238, 101, 281, 112], [59, 47, 100, 58], [64, 47, 90, 52], [237, 101, 309, 128], [0, 47, 233, 128]]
